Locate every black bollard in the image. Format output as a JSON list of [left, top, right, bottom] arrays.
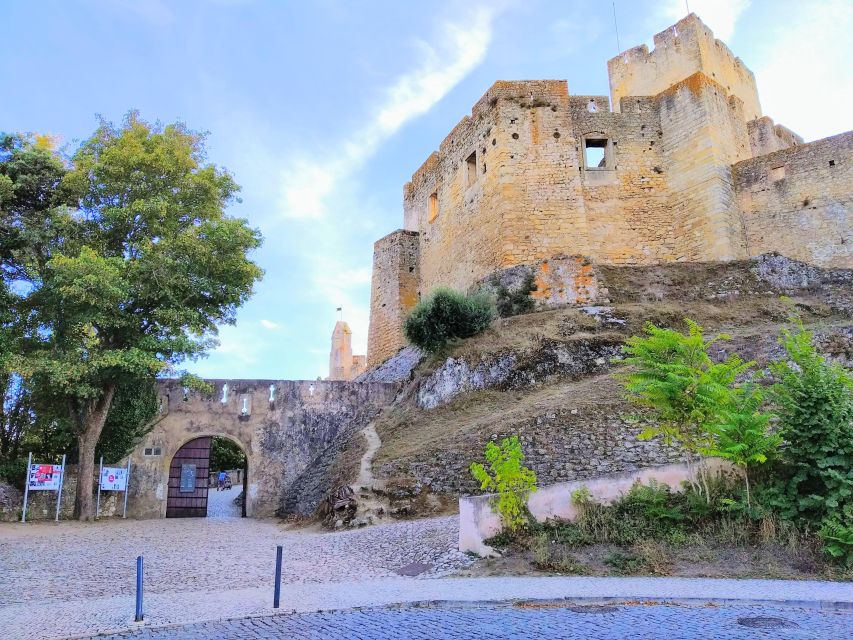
[[273, 545, 283, 609], [135, 555, 144, 621]]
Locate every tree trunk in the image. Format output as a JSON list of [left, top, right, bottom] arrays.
[[744, 468, 751, 509], [73, 383, 117, 521]]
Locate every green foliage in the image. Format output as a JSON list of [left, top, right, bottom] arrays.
[[95, 377, 159, 463], [470, 436, 537, 532], [209, 437, 246, 472], [404, 288, 495, 353], [492, 272, 537, 318], [820, 510, 853, 568], [620, 319, 753, 455], [705, 384, 781, 506], [1, 114, 264, 518], [766, 320, 853, 564]]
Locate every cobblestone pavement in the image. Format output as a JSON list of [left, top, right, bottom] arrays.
[[95, 602, 853, 640], [205, 486, 242, 518], [2, 516, 852, 639], [0, 515, 470, 638]]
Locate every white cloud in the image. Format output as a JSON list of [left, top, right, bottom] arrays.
[[751, 0, 853, 142], [659, 0, 750, 41], [277, 7, 496, 220], [272, 6, 499, 357], [260, 319, 280, 330]]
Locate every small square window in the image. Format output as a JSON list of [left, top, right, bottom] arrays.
[[584, 138, 609, 169], [465, 152, 477, 187], [153, 447, 162, 456], [144, 448, 153, 456], [428, 192, 438, 223]]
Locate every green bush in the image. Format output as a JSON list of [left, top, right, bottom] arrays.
[[470, 436, 537, 532], [767, 320, 853, 553], [404, 288, 495, 352]]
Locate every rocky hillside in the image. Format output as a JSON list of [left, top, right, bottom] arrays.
[[328, 254, 853, 523]]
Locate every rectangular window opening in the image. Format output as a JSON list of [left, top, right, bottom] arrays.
[[465, 151, 477, 187], [584, 138, 608, 169], [428, 192, 439, 223]]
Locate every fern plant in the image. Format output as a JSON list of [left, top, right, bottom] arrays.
[[470, 436, 538, 532], [618, 319, 754, 500]]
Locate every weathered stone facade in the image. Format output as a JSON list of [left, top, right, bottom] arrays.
[[125, 379, 396, 518], [366, 13, 852, 366]]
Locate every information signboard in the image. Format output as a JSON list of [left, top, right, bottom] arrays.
[[100, 466, 128, 491], [21, 453, 66, 523], [180, 464, 197, 492], [96, 457, 133, 519], [28, 463, 63, 491]]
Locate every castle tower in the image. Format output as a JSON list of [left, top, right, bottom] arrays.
[[328, 320, 367, 381]]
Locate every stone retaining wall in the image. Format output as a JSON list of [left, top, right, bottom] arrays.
[[459, 459, 733, 555]]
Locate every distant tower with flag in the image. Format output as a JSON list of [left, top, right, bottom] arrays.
[[328, 310, 367, 381]]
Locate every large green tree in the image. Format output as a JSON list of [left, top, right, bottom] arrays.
[[3, 116, 263, 519]]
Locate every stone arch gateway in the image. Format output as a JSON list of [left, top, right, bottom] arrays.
[[125, 379, 397, 519]]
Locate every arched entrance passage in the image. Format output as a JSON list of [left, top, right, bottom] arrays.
[[166, 436, 248, 518]]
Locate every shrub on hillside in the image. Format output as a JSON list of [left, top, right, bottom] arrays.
[[491, 272, 537, 318], [767, 320, 853, 565], [471, 436, 537, 532], [404, 288, 495, 353]]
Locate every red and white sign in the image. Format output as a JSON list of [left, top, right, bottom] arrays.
[[27, 464, 63, 491], [100, 466, 128, 491]]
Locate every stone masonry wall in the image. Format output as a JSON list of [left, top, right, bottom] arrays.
[[571, 95, 675, 264], [366, 230, 420, 367], [660, 72, 752, 261], [748, 116, 802, 157], [379, 407, 681, 498], [608, 13, 761, 121], [735, 131, 853, 268], [128, 379, 396, 518]]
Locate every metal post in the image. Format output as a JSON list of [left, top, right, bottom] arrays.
[[273, 545, 283, 608], [96, 456, 103, 519], [135, 555, 144, 621], [123, 458, 132, 518], [54, 454, 66, 522], [21, 452, 32, 523]]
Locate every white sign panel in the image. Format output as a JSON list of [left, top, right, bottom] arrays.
[[100, 466, 128, 491], [27, 464, 63, 491]]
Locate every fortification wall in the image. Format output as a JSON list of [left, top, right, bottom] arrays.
[[365, 230, 420, 367], [735, 131, 853, 268], [128, 379, 397, 518], [405, 80, 588, 297], [748, 116, 803, 157], [608, 13, 761, 121], [570, 95, 675, 263], [660, 72, 752, 261]]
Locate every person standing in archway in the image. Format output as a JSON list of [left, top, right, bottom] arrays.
[[217, 470, 226, 492]]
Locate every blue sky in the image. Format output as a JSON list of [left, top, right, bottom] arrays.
[[2, 0, 851, 380]]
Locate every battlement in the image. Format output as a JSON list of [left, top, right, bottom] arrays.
[[405, 79, 570, 209], [608, 13, 760, 120]]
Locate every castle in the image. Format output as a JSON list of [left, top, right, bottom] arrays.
[[364, 13, 852, 367]]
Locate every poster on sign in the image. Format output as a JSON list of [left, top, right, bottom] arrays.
[[100, 467, 128, 491], [28, 463, 63, 491]]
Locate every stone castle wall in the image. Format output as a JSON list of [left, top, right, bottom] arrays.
[[365, 12, 852, 369], [608, 13, 761, 121], [127, 379, 396, 518], [366, 230, 420, 367], [735, 131, 853, 268]]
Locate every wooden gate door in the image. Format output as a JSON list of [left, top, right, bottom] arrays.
[[166, 437, 211, 517]]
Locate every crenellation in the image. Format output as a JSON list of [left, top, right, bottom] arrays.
[[365, 13, 852, 368]]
